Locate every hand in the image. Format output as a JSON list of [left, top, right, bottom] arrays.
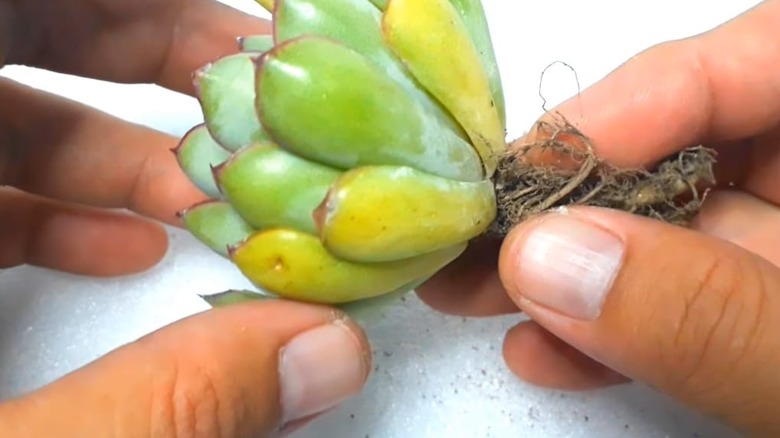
[[0, 1, 369, 436], [419, 0, 780, 435]]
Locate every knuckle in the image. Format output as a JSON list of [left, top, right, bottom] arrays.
[[665, 250, 766, 394], [150, 359, 242, 438]]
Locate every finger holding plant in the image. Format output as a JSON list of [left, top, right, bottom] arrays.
[[174, 0, 717, 319]]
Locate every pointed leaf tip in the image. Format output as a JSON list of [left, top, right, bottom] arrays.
[[175, 125, 230, 199], [215, 142, 341, 235], [239, 34, 275, 53], [210, 161, 226, 183], [181, 201, 256, 257], [254, 0, 275, 13]]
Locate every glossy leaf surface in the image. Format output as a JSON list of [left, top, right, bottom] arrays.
[[256, 37, 483, 182], [215, 142, 341, 234], [230, 228, 466, 303], [181, 201, 256, 257], [383, 0, 506, 175], [318, 166, 496, 262], [174, 124, 229, 199], [273, 0, 468, 140], [195, 53, 268, 152]]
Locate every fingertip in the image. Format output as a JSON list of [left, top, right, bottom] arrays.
[[33, 208, 170, 277], [0, 189, 170, 276]]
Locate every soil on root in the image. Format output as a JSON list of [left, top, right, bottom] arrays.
[[487, 114, 718, 237]]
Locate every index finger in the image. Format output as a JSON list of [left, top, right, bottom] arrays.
[[6, 0, 271, 97], [529, 0, 780, 168]]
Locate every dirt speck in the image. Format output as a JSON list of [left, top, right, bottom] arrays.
[[272, 256, 286, 272]]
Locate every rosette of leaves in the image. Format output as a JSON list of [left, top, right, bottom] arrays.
[[175, 0, 716, 319], [174, 0, 506, 317]]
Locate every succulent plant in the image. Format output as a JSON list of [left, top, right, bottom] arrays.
[[174, 0, 507, 319], [175, 0, 716, 320]]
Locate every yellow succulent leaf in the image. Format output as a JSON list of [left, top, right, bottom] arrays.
[[383, 0, 506, 176], [255, 0, 274, 13], [319, 165, 496, 263], [231, 228, 466, 303]]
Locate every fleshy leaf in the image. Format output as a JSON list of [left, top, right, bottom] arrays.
[[200, 280, 422, 326], [201, 289, 278, 307], [195, 53, 268, 152], [368, 0, 387, 9], [254, 0, 274, 12], [317, 166, 496, 262], [383, 0, 506, 176], [215, 142, 341, 234], [256, 36, 484, 182], [238, 35, 275, 53], [230, 228, 466, 303], [181, 201, 256, 257], [335, 278, 422, 325], [173, 124, 230, 199], [448, 0, 506, 127], [273, 0, 468, 142]]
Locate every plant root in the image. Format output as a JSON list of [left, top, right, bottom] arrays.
[[487, 115, 718, 237]]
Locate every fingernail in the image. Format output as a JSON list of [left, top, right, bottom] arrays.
[[509, 212, 625, 320], [279, 320, 367, 424]]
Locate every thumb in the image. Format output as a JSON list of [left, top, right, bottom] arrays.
[[0, 300, 371, 437], [498, 207, 780, 435]]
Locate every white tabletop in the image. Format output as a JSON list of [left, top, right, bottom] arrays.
[[0, 1, 761, 436]]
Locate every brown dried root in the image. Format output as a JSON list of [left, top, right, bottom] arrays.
[[487, 115, 718, 237]]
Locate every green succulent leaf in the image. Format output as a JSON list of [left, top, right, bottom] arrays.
[[201, 289, 278, 307], [256, 36, 484, 182], [383, 0, 506, 176], [181, 201, 256, 257], [333, 278, 422, 324], [174, 124, 230, 199], [179, 0, 509, 314], [215, 142, 341, 235], [201, 282, 419, 326], [317, 165, 496, 262], [195, 53, 269, 152], [273, 0, 468, 142], [368, 0, 387, 10], [229, 228, 467, 303], [238, 35, 275, 53]]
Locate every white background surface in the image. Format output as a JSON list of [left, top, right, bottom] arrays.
[[0, 1, 764, 436]]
